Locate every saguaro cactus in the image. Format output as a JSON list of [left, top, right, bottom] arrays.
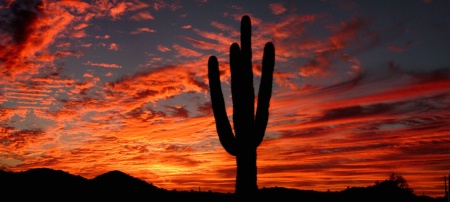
[[208, 15, 275, 197]]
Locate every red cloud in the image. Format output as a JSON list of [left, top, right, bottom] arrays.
[[157, 45, 171, 52], [172, 44, 202, 58], [125, 0, 150, 11], [58, 1, 90, 13], [388, 40, 413, 52], [388, 45, 404, 52], [210, 21, 236, 32], [299, 54, 331, 77], [56, 42, 71, 48], [180, 36, 223, 53], [151, 0, 182, 11], [269, 3, 287, 15], [130, 27, 156, 35], [95, 35, 110, 39], [129, 11, 154, 21]]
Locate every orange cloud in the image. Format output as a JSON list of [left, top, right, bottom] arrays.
[[181, 25, 192, 29], [108, 43, 119, 51], [110, 2, 127, 19]]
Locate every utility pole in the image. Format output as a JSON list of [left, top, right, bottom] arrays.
[[445, 176, 448, 200], [447, 174, 450, 202]]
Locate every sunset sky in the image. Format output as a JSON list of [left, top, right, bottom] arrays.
[[1, 0, 449, 197]]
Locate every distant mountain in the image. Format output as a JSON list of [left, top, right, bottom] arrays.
[[0, 168, 232, 201], [90, 170, 162, 198], [0, 168, 447, 202], [1, 168, 89, 195]]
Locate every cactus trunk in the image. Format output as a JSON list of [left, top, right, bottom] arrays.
[[207, 15, 275, 199], [235, 145, 257, 196]]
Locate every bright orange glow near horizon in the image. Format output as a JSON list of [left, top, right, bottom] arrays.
[[1, 0, 449, 198]]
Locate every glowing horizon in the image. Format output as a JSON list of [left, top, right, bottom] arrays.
[[1, 0, 449, 197]]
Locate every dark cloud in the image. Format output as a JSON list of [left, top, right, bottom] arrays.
[[167, 105, 189, 118], [125, 107, 167, 121], [0, 0, 45, 76], [1, 127, 45, 149], [311, 104, 389, 123], [0, 0, 44, 44], [196, 101, 213, 116], [134, 89, 158, 99]]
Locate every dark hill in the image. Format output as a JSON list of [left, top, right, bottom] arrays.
[[90, 170, 161, 198], [0, 168, 447, 202], [1, 168, 89, 196]]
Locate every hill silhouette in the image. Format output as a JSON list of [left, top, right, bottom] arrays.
[[90, 170, 160, 196], [0, 168, 447, 202]]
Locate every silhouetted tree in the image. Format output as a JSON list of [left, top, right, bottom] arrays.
[[207, 15, 275, 199], [388, 172, 411, 191], [374, 173, 413, 192]]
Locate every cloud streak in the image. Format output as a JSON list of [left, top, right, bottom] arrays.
[[83, 61, 122, 68]]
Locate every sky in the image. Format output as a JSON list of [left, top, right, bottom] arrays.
[[1, 0, 449, 197]]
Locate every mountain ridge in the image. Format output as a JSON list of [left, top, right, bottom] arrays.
[[0, 168, 447, 202]]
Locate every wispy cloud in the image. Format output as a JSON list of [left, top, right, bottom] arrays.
[[172, 44, 202, 58], [268, 3, 286, 15], [129, 11, 154, 21], [157, 45, 171, 52], [95, 35, 110, 39], [151, 0, 182, 11], [181, 25, 192, 29], [108, 43, 119, 51], [83, 61, 122, 68], [131, 27, 156, 35]]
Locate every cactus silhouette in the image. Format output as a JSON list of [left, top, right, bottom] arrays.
[[208, 15, 275, 198]]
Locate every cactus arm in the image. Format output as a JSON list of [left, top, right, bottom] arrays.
[[208, 56, 237, 156], [255, 42, 275, 147], [240, 15, 252, 68], [231, 16, 255, 145]]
